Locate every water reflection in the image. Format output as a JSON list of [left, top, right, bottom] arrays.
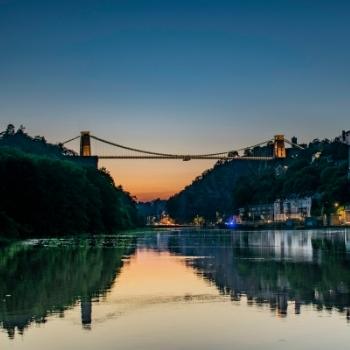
[[1, 229, 350, 344], [0, 236, 136, 338], [167, 229, 350, 317]]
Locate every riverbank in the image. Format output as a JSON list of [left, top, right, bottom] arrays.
[[163, 223, 350, 231]]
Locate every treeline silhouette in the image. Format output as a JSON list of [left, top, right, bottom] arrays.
[[167, 160, 258, 222], [0, 125, 140, 237], [0, 124, 76, 158], [167, 138, 349, 222]]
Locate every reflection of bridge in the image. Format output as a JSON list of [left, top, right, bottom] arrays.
[[61, 132, 303, 161]]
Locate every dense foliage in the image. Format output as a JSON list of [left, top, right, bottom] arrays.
[[137, 199, 166, 221], [167, 159, 266, 222], [167, 138, 350, 223], [0, 124, 76, 158], [232, 140, 349, 216], [0, 128, 140, 237]]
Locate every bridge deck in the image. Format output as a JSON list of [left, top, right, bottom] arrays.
[[98, 155, 274, 160]]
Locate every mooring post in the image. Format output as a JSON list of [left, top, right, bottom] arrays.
[[80, 131, 91, 157], [81, 297, 92, 330]]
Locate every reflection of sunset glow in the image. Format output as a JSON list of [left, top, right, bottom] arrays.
[[108, 250, 219, 298], [89, 250, 225, 324]]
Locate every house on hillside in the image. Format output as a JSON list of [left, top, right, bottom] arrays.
[[337, 130, 350, 145], [346, 206, 350, 224], [274, 197, 312, 222], [239, 197, 312, 224], [332, 205, 350, 226], [239, 204, 274, 223]]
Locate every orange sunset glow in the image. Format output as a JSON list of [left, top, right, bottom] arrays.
[[99, 159, 216, 201], [60, 135, 219, 201]]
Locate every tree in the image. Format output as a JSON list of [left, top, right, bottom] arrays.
[[5, 124, 15, 135]]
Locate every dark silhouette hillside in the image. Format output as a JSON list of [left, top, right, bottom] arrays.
[[0, 125, 140, 237], [167, 138, 349, 223], [167, 159, 270, 223]]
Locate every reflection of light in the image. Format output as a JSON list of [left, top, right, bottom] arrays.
[[225, 217, 237, 228], [156, 214, 178, 226]]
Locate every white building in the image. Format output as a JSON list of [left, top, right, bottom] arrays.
[[274, 197, 312, 222], [338, 130, 350, 145]]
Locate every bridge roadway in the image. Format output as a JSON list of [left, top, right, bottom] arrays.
[[98, 155, 274, 160]]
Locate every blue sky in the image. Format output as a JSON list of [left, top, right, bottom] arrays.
[[1, 0, 349, 199]]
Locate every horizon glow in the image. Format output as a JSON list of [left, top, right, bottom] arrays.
[[1, 0, 349, 200]]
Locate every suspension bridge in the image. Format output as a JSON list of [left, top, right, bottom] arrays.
[[60, 132, 304, 162]]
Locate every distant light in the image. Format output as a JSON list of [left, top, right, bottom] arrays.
[[225, 217, 237, 228], [225, 221, 236, 228]]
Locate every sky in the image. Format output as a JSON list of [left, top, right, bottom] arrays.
[[1, 0, 349, 200]]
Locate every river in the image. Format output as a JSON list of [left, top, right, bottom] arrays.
[[1, 228, 350, 349]]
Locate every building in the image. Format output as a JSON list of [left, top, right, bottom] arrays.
[[274, 197, 312, 222], [335, 130, 350, 179], [338, 130, 350, 145], [239, 204, 274, 223], [334, 205, 350, 225], [238, 198, 349, 226], [239, 197, 312, 224], [346, 206, 350, 224]]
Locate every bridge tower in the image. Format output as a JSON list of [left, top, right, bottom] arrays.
[[274, 134, 286, 159], [80, 131, 91, 157]]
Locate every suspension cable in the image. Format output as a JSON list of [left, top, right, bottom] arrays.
[[234, 139, 274, 153], [284, 139, 305, 150], [61, 135, 80, 145], [90, 135, 274, 158]]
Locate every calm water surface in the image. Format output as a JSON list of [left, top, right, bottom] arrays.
[[2, 229, 350, 349]]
